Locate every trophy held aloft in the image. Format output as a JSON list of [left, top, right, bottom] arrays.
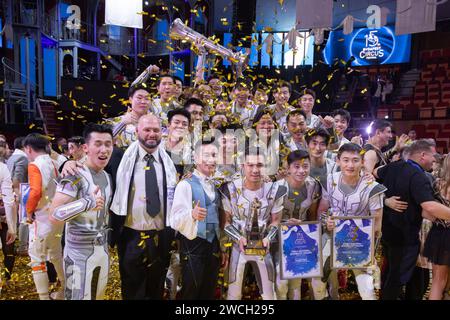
[[245, 198, 267, 256]]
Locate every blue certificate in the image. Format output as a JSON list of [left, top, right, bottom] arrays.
[[279, 222, 323, 279], [331, 216, 375, 269], [19, 183, 30, 223]]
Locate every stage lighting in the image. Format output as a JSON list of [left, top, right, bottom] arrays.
[[366, 121, 374, 135]]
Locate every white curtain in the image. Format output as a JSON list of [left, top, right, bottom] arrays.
[[395, 0, 436, 35], [105, 0, 143, 29], [296, 0, 333, 29]]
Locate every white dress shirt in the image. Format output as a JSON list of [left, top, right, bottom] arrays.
[[170, 170, 216, 240], [125, 145, 165, 231]]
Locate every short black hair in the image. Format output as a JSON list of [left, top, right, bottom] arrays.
[[156, 75, 174, 87], [305, 128, 331, 145], [128, 83, 150, 98], [234, 79, 252, 92], [244, 145, 266, 159], [252, 107, 276, 128], [207, 74, 222, 82], [373, 119, 392, 133], [67, 136, 85, 145], [13, 136, 25, 150], [167, 108, 191, 125], [254, 82, 269, 95], [287, 150, 310, 166], [56, 137, 67, 144], [337, 143, 363, 159], [184, 98, 204, 110], [172, 75, 183, 85], [82, 123, 113, 143], [300, 88, 316, 100], [23, 133, 50, 153], [331, 108, 351, 123], [286, 109, 307, 123], [272, 81, 292, 94], [193, 136, 219, 154]]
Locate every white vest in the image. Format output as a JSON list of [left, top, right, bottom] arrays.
[[326, 172, 386, 216]]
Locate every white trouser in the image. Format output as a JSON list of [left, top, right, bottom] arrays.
[[64, 242, 109, 300], [28, 219, 64, 299], [227, 249, 275, 300], [275, 271, 302, 300]]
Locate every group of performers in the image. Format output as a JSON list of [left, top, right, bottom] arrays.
[[1, 59, 450, 301]]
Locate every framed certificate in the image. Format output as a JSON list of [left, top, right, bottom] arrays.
[[331, 216, 375, 269], [19, 183, 30, 223], [279, 221, 323, 279]]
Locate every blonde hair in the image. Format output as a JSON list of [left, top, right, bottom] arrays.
[[438, 153, 450, 200]]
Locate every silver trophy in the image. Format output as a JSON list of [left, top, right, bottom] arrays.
[[169, 18, 248, 77]]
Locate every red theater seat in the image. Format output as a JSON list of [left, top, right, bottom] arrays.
[[411, 124, 426, 137], [443, 124, 450, 132], [442, 80, 450, 91], [428, 92, 441, 105], [404, 104, 419, 119], [399, 97, 411, 107], [434, 102, 448, 118], [428, 80, 440, 93], [435, 67, 447, 82], [443, 48, 450, 59], [442, 93, 450, 103], [419, 103, 432, 118], [431, 49, 443, 59], [421, 69, 433, 81], [436, 140, 447, 154]]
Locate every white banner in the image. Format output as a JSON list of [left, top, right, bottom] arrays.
[[395, 0, 436, 35], [105, 0, 143, 29], [296, 0, 333, 29]]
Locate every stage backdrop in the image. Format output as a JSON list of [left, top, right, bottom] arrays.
[[323, 25, 411, 66]]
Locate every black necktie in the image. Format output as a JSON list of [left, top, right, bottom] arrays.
[[145, 154, 160, 217]]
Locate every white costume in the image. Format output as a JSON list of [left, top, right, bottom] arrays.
[[222, 179, 286, 300], [54, 166, 112, 300], [27, 154, 64, 300], [274, 178, 321, 300], [318, 172, 386, 300]]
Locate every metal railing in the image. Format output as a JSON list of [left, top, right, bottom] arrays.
[[60, 19, 94, 44], [13, 1, 37, 26], [42, 13, 58, 39]]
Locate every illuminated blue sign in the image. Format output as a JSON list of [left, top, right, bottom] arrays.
[[323, 26, 411, 66]]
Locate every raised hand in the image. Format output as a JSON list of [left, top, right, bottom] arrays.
[[93, 185, 105, 211], [192, 200, 207, 221]]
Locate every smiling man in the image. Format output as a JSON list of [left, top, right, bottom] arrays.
[[110, 83, 152, 149], [110, 114, 178, 300], [275, 150, 321, 300], [318, 143, 387, 300], [170, 138, 226, 299], [49, 123, 114, 300], [222, 147, 287, 300]]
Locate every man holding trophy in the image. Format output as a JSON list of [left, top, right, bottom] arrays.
[[222, 147, 286, 300]]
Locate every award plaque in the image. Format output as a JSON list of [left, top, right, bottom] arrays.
[[331, 216, 375, 269], [279, 221, 323, 279], [245, 198, 267, 256], [19, 183, 30, 223]]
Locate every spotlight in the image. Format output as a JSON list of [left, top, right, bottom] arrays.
[[366, 121, 374, 135], [145, 1, 149, 5], [384, 115, 389, 119]]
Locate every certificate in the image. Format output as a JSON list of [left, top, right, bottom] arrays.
[[279, 221, 323, 279], [19, 183, 30, 223], [331, 216, 375, 269]]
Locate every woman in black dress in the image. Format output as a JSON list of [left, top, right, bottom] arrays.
[[424, 153, 450, 300]]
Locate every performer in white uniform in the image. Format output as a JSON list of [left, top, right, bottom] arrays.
[[318, 143, 386, 300], [222, 148, 286, 300], [109, 84, 151, 149], [49, 123, 113, 300], [23, 133, 64, 300], [274, 150, 321, 300]]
